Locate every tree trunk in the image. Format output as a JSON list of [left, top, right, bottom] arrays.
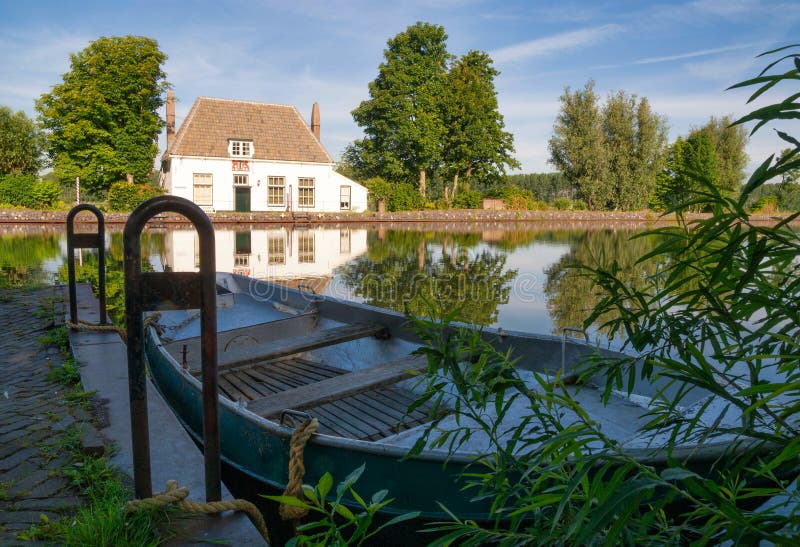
[[451, 173, 459, 201], [417, 240, 425, 271], [419, 169, 426, 199]]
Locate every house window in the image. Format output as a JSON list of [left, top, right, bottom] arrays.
[[340, 186, 351, 210], [193, 173, 213, 206], [298, 233, 315, 263], [268, 176, 285, 206], [233, 174, 249, 186], [229, 140, 253, 157], [298, 177, 315, 208], [268, 235, 285, 265]]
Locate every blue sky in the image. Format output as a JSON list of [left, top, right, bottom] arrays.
[[1, 0, 798, 174]]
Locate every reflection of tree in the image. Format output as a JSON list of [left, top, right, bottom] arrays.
[[59, 232, 165, 325], [0, 234, 60, 287], [544, 230, 660, 338], [337, 230, 516, 326]]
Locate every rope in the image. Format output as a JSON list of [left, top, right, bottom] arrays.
[[66, 312, 163, 343], [279, 417, 319, 521], [125, 480, 270, 543]]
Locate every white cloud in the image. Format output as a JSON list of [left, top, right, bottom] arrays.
[[490, 24, 623, 64], [633, 43, 760, 66]]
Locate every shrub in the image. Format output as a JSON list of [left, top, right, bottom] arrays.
[[553, 197, 572, 210], [388, 183, 424, 211], [489, 185, 536, 210], [751, 194, 779, 213], [364, 177, 392, 210], [451, 187, 482, 209], [572, 199, 587, 210], [0, 174, 36, 206], [107, 181, 163, 211], [29, 180, 61, 208]]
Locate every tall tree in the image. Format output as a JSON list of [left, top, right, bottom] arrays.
[[36, 35, 168, 194], [442, 51, 518, 200], [548, 81, 609, 209], [352, 22, 450, 198], [653, 132, 718, 211], [694, 115, 748, 195], [0, 106, 44, 175]]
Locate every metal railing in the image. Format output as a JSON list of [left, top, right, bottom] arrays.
[[123, 195, 220, 501], [66, 204, 106, 325]]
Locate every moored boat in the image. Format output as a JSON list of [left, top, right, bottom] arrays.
[[144, 272, 739, 519]]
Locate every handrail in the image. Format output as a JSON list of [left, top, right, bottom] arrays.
[[66, 204, 106, 325], [123, 195, 220, 502]]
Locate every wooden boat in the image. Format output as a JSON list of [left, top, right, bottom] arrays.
[[144, 272, 734, 519]]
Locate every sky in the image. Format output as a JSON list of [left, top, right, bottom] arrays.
[[1, 0, 798, 175]]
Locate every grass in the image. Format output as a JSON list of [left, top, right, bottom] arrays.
[[14, 293, 172, 545]]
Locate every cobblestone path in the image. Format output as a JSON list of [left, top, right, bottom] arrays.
[[0, 287, 96, 545]]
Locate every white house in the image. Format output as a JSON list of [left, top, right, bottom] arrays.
[[160, 92, 367, 213]]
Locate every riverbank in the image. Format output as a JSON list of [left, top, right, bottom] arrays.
[[1, 207, 792, 226]]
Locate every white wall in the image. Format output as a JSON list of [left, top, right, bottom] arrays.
[[164, 157, 367, 213], [164, 228, 368, 280]]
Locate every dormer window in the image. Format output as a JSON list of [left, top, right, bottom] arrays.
[[229, 139, 253, 158]]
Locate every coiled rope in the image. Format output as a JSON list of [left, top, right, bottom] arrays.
[[279, 417, 319, 521], [124, 480, 270, 543]]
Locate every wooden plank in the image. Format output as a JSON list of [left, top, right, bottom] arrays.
[[248, 354, 426, 418], [223, 371, 268, 400], [219, 322, 388, 371]]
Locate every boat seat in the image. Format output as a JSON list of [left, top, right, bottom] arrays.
[[246, 353, 428, 418], [217, 322, 389, 372]]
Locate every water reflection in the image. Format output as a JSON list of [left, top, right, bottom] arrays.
[[0, 223, 663, 340]]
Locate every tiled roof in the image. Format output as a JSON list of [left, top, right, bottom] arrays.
[[167, 97, 332, 163]]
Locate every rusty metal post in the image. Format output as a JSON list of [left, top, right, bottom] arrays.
[[66, 204, 106, 325], [123, 195, 220, 501]]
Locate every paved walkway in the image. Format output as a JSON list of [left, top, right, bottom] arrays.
[[0, 286, 93, 545]]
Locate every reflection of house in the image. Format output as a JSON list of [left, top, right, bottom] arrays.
[[160, 92, 367, 212], [164, 228, 368, 290]]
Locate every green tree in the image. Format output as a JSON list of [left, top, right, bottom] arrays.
[[694, 115, 748, 195], [442, 51, 518, 200], [0, 106, 44, 175], [351, 22, 450, 198], [36, 35, 168, 195], [548, 81, 609, 209]]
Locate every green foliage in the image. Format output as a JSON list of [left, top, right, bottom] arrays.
[[0, 174, 61, 209], [549, 82, 668, 210], [387, 182, 425, 211], [694, 115, 748, 194], [350, 23, 517, 201], [504, 172, 571, 202], [552, 196, 571, 210], [751, 194, 779, 213], [451, 186, 481, 209], [442, 50, 519, 196], [488, 184, 537, 209], [0, 232, 60, 288], [0, 106, 44, 175], [107, 180, 163, 211], [36, 35, 168, 194], [362, 176, 391, 210], [352, 22, 450, 195], [266, 465, 419, 546]]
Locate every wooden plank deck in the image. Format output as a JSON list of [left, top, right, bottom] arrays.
[[214, 356, 437, 441]]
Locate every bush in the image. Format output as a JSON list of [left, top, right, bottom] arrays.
[[0, 174, 35, 206], [490, 185, 536, 210], [107, 181, 163, 211], [29, 180, 61, 208], [388, 183, 424, 211], [364, 177, 392, 210], [751, 194, 779, 213], [451, 187, 482, 209], [572, 199, 587, 210], [553, 197, 572, 210]]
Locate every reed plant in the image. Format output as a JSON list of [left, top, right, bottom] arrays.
[[406, 45, 800, 545]]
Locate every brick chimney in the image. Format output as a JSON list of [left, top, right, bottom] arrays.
[[311, 102, 320, 141], [166, 90, 176, 150]]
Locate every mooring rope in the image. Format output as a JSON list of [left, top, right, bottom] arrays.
[[279, 417, 319, 521], [124, 480, 270, 543], [66, 312, 163, 343]]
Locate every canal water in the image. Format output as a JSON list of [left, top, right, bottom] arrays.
[[0, 222, 662, 348]]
